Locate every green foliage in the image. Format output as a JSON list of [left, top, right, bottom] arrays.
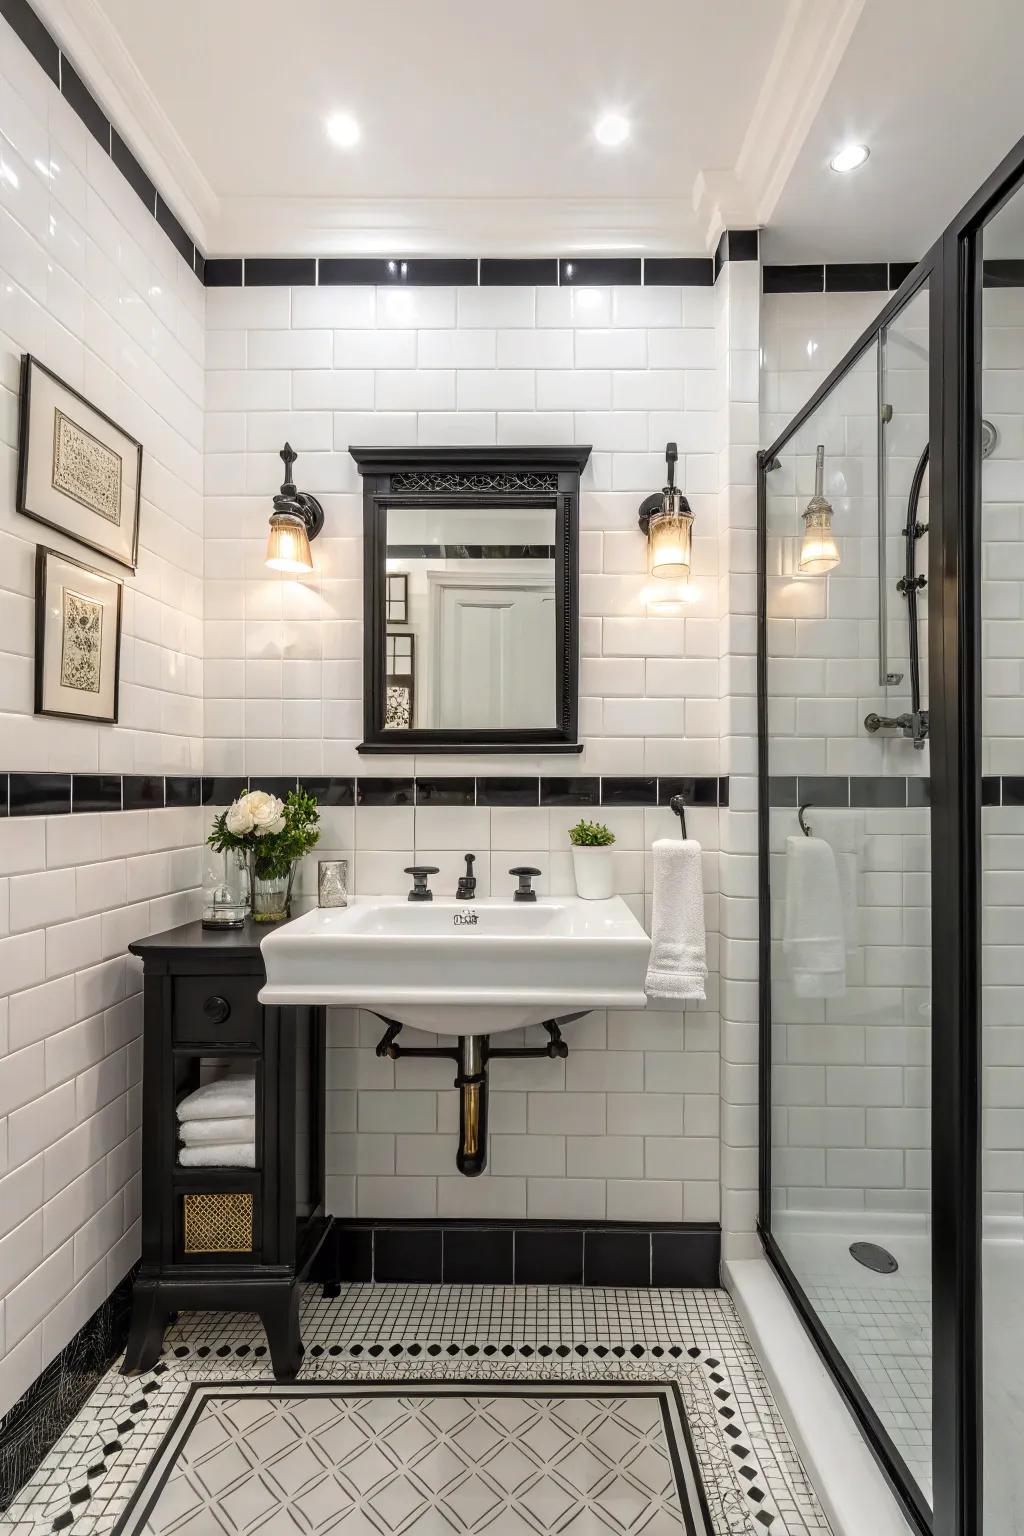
[[568, 818, 615, 847], [208, 788, 321, 879]]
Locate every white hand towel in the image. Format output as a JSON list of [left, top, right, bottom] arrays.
[[644, 839, 707, 1002], [810, 810, 862, 963], [179, 1116, 256, 1146], [176, 1074, 255, 1123], [782, 835, 846, 997], [178, 1142, 256, 1168]]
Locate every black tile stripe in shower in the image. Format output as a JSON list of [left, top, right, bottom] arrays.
[[768, 775, 938, 809], [0, 773, 729, 814]]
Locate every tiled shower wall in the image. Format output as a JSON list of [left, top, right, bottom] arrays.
[[760, 285, 935, 1224], [202, 276, 731, 1225], [0, 19, 204, 1419]]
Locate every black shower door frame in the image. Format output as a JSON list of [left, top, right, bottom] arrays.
[[757, 129, 1024, 1536]]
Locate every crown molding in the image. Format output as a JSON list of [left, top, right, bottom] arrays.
[[734, 0, 865, 227], [691, 0, 864, 249], [208, 195, 700, 259], [31, 0, 218, 247]]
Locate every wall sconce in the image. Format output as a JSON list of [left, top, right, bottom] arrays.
[[265, 442, 325, 573], [798, 444, 840, 574], [638, 442, 693, 580]]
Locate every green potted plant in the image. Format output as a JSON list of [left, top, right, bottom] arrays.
[[568, 818, 616, 900], [208, 787, 320, 922]]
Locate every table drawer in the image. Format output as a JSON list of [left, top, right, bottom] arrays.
[[172, 975, 262, 1047]]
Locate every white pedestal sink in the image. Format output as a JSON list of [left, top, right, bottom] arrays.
[[258, 894, 651, 1033]]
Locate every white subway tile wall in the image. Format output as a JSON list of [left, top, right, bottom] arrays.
[[0, 20, 204, 1419], [204, 275, 734, 1226]]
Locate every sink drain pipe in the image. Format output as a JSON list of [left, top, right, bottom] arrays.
[[455, 1036, 487, 1176], [373, 1013, 584, 1176]]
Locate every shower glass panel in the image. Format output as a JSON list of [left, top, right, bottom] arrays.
[[764, 288, 933, 1513], [979, 187, 1024, 1535]]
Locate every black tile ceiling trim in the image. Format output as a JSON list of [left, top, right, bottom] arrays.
[[714, 229, 760, 282], [764, 260, 929, 294], [0, 0, 206, 280], [206, 253, 721, 289]]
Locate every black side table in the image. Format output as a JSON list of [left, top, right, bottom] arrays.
[[124, 919, 331, 1378]]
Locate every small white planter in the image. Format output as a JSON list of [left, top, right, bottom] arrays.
[[571, 844, 615, 900]]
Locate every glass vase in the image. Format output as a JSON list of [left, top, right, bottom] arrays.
[[248, 857, 296, 922]]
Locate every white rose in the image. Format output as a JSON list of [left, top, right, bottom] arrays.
[[225, 800, 255, 835], [246, 791, 286, 836]]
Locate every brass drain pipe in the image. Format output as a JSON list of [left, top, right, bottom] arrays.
[[455, 1036, 487, 1177]]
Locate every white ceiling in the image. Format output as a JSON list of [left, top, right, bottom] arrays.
[[31, 0, 1024, 260]]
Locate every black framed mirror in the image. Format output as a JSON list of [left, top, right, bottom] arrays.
[[351, 446, 590, 753]]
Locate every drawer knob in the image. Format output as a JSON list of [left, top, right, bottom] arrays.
[[203, 994, 232, 1024]]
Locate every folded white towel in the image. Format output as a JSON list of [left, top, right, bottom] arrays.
[[810, 809, 862, 963], [645, 838, 707, 1002], [783, 834, 846, 997], [176, 1075, 255, 1123], [179, 1117, 256, 1146], [178, 1142, 255, 1168]]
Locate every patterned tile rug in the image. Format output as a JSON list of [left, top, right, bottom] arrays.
[[114, 1381, 712, 1535], [3, 1284, 832, 1536]]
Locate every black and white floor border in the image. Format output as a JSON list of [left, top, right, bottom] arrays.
[[4, 1284, 831, 1536]]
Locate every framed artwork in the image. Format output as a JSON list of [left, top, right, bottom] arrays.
[[385, 630, 415, 730], [35, 545, 123, 724], [18, 354, 143, 571], [386, 572, 408, 623]]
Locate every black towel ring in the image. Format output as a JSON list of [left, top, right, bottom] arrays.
[[668, 794, 688, 839], [797, 804, 813, 837]]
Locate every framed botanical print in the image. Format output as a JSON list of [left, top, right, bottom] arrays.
[[35, 546, 123, 724], [18, 355, 143, 571]]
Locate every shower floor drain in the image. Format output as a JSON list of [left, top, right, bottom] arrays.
[[850, 1241, 899, 1274]]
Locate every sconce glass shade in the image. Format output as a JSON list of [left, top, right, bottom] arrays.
[[265, 508, 313, 573], [647, 496, 693, 579], [798, 504, 840, 574]]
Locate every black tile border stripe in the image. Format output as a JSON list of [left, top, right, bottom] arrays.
[[0, 0, 206, 280], [757, 259, 1021, 296], [0, 773, 729, 816], [317, 1219, 722, 1288], [768, 774, 1024, 809]]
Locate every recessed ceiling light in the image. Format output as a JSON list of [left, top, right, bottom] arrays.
[[326, 112, 361, 149], [594, 112, 630, 148], [829, 142, 870, 173]]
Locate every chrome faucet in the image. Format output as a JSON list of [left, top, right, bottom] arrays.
[[864, 709, 929, 749]]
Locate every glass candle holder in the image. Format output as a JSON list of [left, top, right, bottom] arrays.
[[318, 859, 349, 908], [201, 848, 248, 929]]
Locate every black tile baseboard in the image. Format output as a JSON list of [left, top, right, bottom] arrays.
[[319, 1220, 722, 1288], [0, 773, 729, 816]]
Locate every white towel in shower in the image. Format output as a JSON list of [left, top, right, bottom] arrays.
[[783, 834, 846, 997], [178, 1141, 256, 1168], [176, 1074, 255, 1123], [179, 1116, 256, 1145], [810, 809, 862, 963], [644, 838, 707, 1002]]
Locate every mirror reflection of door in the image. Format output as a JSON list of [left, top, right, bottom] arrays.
[[433, 576, 555, 729], [384, 503, 557, 731]]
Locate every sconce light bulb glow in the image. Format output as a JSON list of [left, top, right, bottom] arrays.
[[265, 516, 313, 573], [326, 112, 361, 148], [829, 142, 869, 173], [594, 112, 630, 147], [647, 506, 693, 580], [798, 510, 840, 574]]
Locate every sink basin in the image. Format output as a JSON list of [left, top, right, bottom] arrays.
[[258, 895, 651, 1033]]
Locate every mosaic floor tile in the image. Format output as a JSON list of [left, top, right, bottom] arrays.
[[4, 1284, 831, 1536]]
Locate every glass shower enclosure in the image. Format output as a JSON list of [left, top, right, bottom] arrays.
[[757, 130, 1024, 1536]]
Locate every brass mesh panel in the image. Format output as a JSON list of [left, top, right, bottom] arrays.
[[183, 1191, 253, 1253]]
